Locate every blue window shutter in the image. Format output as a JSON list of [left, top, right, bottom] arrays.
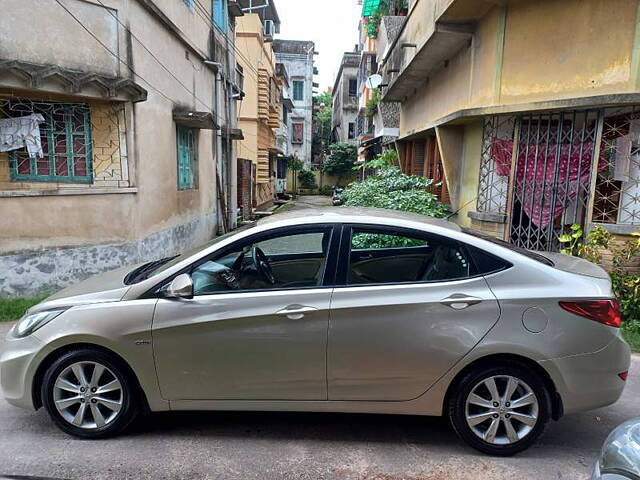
[[177, 125, 196, 190], [213, 0, 228, 33]]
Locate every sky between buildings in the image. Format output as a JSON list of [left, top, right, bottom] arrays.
[[274, 0, 363, 93]]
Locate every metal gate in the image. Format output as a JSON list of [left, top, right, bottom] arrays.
[[507, 110, 602, 251]]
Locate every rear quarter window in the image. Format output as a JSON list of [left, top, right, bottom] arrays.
[[465, 245, 513, 275]]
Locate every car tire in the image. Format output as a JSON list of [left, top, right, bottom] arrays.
[[447, 363, 551, 456], [41, 348, 140, 439]]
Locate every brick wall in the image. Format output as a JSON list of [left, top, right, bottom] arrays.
[[237, 158, 254, 220]]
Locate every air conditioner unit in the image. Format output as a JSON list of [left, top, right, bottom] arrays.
[[264, 20, 275, 40]]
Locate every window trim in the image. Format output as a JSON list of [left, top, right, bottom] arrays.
[[335, 224, 502, 288], [148, 224, 343, 298], [9, 102, 94, 183]]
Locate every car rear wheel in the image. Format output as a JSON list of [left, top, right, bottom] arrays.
[[448, 364, 551, 456], [41, 348, 139, 438]]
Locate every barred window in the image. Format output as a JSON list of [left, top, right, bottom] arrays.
[[3, 100, 93, 183], [176, 125, 198, 190], [593, 107, 640, 225]]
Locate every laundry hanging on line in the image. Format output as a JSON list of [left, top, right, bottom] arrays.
[[0, 113, 46, 158]]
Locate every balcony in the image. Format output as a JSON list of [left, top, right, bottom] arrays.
[[381, 0, 497, 102]]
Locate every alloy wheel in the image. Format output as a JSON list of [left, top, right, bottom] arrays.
[[464, 375, 539, 445], [52, 361, 123, 429]]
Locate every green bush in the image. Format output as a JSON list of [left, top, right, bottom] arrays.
[[339, 166, 449, 217]]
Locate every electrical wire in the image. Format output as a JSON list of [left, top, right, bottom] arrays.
[[91, 0, 213, 111], [53, 0, 184, 107]]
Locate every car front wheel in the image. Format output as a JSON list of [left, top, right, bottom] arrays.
[[448, 364, 551, 456], [41, 348, 139, 438]]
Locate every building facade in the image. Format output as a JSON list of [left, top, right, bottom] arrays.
[[236, 5, 281, 210], [0, 0, 242, 296], [273, 40, 316, 167], [331, 51, 360, 144], [275, 62, 293, 194], [381, 0, 640, 252]]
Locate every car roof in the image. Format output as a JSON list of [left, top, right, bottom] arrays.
[[257, 207, 461, 232]]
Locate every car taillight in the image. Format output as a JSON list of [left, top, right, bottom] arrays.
[[559, 300, 621, 328], [619, 371, 629, 381]]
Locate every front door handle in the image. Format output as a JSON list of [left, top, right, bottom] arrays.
[[440, 294, 482, 310], [276, 305, 318, 320]]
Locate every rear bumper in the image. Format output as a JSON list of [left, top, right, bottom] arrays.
[[540, 332, 631, 415]]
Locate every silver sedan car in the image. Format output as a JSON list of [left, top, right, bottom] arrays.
[[0, 208, 631, 456]]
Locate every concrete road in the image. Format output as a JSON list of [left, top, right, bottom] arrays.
[[288, 195, 334, 210], [1, 327, 639, 480]]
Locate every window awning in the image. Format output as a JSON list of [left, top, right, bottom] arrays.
[[173, 110, 218, 130], [223, 127, 244, 140], [362, 0, 382, 17]]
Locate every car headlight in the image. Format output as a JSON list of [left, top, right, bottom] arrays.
[[13, 309, 67, 338]]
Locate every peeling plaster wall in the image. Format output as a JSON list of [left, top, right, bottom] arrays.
[[0, 213, 216, 296]]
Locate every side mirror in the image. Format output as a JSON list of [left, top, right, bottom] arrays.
[[161, 273, 194, 299]]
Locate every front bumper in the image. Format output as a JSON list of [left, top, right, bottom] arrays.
[[0, 327, 44, 410], [541, 332, 631, 415]]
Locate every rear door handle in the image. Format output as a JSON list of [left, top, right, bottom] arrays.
[[276, 305, 318, 320], [440, 294, 482, 310]]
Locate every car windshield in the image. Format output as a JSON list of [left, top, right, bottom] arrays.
[[461, 228, 554, 267], [124, 226, 255, 285]]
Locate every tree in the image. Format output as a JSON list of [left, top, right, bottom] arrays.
[[323, 142, 358, 184], [313, 91, 332, 158]]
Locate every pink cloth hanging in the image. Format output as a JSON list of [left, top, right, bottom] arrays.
[[490, 137, 606, 229]]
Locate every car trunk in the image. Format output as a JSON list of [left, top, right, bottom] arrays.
[[535, 251, 610, 280]]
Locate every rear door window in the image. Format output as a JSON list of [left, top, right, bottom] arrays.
[[346, 227, 471, 285]]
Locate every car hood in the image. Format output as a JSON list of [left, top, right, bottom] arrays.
[[28, 264, 139, 314], [536, 251, 610, 279]]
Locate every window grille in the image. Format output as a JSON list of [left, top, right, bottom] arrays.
[[2, 99, 93, 183], [176, 125, 197, 190], [592, 106, 640, 225], [477, 115, 516, 215]]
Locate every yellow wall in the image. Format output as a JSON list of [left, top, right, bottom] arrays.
[[237, 14, 276, 167], [397, 0, 640, 137], [500, 0, 636, 103]]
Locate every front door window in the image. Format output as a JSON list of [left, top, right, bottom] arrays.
[[191, 227, 333, 295]]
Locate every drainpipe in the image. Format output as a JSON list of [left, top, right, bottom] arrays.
[[205, 59, 227, 233]]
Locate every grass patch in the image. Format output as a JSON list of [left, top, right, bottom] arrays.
[[623, 327, 640, 353], [0, 297, 46, 322]]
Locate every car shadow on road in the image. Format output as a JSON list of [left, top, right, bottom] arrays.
[[132, 410, 461, 446], [123, 409, 605, 461]]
